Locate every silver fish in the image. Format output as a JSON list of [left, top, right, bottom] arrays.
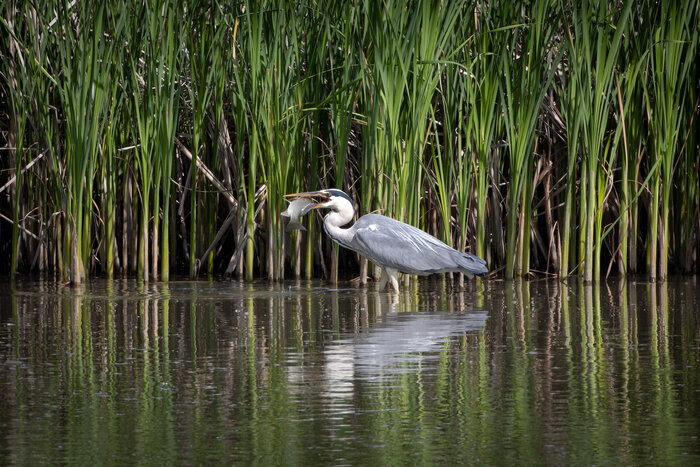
[[281, 197, 315, 231]]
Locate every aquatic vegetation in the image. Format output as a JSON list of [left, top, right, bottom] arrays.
[[0, 0, 697, 281]]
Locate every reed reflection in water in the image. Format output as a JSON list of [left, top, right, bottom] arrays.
[[0, 278, 698, 465]]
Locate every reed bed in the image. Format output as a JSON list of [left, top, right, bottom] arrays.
[[1, 0, 698, 282]]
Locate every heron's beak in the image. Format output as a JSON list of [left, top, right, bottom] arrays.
[[284, 191, 324, 199], [284, 191, 329, 209]]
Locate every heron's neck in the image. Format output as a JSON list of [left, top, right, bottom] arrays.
[[323, 209, 355, 246]]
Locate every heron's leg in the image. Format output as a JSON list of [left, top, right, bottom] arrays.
[[386, 268, 400, 292], [379, 268, 388, 290]]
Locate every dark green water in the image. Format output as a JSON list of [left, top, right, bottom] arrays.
[[0, 277, 698, 465]]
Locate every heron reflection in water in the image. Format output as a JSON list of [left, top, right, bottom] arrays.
[[285, 189, 487, 291]]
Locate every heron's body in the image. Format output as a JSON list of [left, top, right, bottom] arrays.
[[286, 189, 488, 291]]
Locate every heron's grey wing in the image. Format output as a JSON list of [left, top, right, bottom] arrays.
[[350, 214, 486, 275]]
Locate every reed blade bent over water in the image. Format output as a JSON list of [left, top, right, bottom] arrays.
[[286, 190, 488, 291]]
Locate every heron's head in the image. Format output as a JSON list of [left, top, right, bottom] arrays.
[[284, 189, 354, 215]]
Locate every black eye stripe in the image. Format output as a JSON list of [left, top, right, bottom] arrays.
[[324, 189, 353, 204]]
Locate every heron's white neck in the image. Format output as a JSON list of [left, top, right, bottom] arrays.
[[322, 199, 356, 246]]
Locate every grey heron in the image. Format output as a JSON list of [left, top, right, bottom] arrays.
[[285, 189, 488, 291]]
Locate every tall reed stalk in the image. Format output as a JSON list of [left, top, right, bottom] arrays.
[[236, 0, 264, 281], [500, 0, 559, 279], [185, 2, 224, 279], [54, 2, 120, 283], [130, 0, 182, 281], [101, 73, 123, 279], [3, 12, 29, 276], [614, 50, 644, 276], [646, 0, 697, 281], [463, 1, 501, 263], [560, 0, 632, 280], [256, 2, 303, 281]]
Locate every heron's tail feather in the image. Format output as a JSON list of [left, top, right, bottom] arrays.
[[457, 253, 488, 277]]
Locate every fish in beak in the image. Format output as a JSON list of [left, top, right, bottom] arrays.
[[281, 198, 315, 231], [281, 191, 328, 231], [283, 191, 330, 211]]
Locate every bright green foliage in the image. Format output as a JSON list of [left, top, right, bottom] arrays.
[[499, 0, 561, 279], [131, 0, 183, 281], [646, 0, 698, 281], [1, 0, 698, 281], [563, 0, 633, 281]]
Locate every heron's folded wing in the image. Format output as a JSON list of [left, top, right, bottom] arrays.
[[351, 216, 461, 274]]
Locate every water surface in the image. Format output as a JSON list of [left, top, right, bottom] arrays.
[[1, 277, 699, 465]]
